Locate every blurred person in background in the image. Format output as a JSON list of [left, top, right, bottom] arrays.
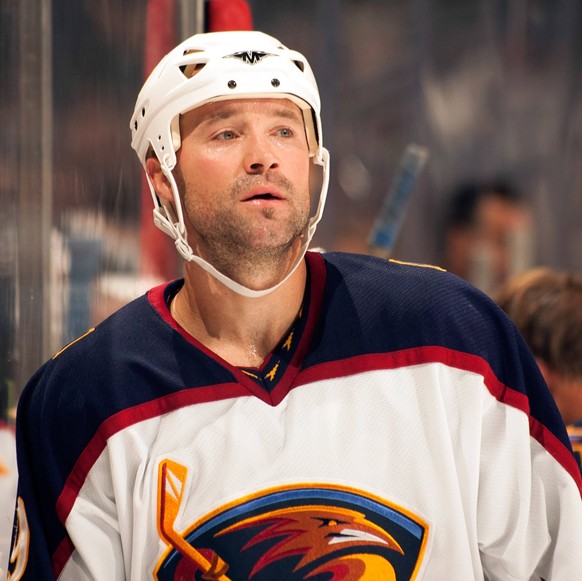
[[441, 179, 533, 295], [495, 267, 582, 471]]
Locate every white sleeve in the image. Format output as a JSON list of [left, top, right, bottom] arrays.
[[477, 399, 582, 580], [58, 464, 126, 580]]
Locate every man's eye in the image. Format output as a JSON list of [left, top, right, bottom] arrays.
[[277, 127, 293, 138], [216, 130, 236, 140]]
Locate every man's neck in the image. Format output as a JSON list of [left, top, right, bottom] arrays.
[[172, 260, 307, 368]]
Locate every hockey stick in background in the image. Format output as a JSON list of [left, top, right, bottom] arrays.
[[158, 460, 231, 580], [367, 144, 430, 259]]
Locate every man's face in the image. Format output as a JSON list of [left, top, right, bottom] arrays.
[[173, 98, 312, 273], [472, 195, 532, 287], [446, 194, 532, 293]]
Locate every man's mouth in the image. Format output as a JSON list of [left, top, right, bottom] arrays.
[[247, 192, 279, 200], [242, 187, 285, 202]]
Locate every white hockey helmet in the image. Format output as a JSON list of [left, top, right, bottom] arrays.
[[130, 30, 330, 297]]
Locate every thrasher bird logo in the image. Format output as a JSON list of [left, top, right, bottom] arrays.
[[217, 506, 403, 580], [226, 51, 275, 65], [154, 460, 428, 580]]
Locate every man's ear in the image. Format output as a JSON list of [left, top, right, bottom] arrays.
[[146, 157, 174, 203]]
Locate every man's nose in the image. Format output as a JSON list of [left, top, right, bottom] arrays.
[[243, 133, 280, 174]]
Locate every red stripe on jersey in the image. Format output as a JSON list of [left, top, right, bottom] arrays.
[[52, 534, 74, 578], [55, 382, 249, 523], [294, 346, 582, 495]]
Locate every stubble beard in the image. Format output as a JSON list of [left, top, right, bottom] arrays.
[[177, 171, 311, 288]]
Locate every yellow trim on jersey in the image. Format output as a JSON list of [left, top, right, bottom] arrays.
[[52, 328, 96, 360], [265, 362, 280, 381], [282, 330, 294, 351], [389, 259, 446, 272]]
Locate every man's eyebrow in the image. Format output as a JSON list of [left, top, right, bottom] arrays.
[[202, 108, 236, 123], [201, 104, 304, 124], [271, 107, 304, 122]]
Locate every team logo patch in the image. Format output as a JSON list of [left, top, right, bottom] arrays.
[[7, 497, 30, 581], [154, 460, 428, 580], [225, 51, 275, 65]]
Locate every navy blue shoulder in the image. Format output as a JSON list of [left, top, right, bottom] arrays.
[[17, 280, 235, 477], [315, 251, 509, 360], [311, 251, 563, 429], [22, 280, 236, 409]]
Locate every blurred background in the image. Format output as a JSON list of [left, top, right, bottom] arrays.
[[1, 0, 582, 419]]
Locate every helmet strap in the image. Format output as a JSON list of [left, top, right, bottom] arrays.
[[149, 147, 329, 299]]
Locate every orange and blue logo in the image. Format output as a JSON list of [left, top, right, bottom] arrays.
[[155, 460, 428, 580]]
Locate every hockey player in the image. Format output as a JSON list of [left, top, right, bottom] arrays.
[[9, 31, 582, 580]]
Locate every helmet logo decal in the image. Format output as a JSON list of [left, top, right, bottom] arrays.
[[226, 51, 276, 65]]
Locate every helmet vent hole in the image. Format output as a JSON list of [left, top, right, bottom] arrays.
[[179, 62, 206, 79], [141, 108, 146, 117], [228, 80, 237, 89], [271, 78, 280, 87], [293, 60, 305, 72], [134, 121, 138, 130]]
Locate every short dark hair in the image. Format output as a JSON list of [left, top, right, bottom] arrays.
[[445, 179, 522, 230]]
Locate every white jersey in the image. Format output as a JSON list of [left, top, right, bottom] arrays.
[[9, 252, 582, 580]]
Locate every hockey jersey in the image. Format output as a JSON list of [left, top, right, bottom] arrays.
[[8, 251, 582, 580]]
